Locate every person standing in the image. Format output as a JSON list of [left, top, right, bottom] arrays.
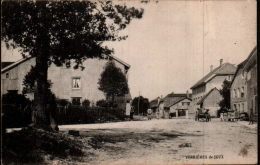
[[147, 108, 152, 120], [130, 105, 135, 120], [125, 101, 131, 119], [220, 112, 224, 121]]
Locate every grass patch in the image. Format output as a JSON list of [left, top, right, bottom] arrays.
[[2, 127, 84, 164]]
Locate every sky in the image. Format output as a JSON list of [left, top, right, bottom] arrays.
[[1, 0, 257, 101]]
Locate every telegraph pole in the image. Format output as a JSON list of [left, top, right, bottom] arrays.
[[138, 91, 140, 115], [202, 0, 205, 77]]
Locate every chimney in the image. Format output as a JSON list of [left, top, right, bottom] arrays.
[[186, 90, 189, 98], [210, 65, 213, 72], [157, 96, 160, 104], [220, 59, 223, 66]]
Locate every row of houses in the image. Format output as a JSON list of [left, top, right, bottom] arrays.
[[1, 46, 257, 118], [1, 54, 132, 110], [151, 46, 257, 119]]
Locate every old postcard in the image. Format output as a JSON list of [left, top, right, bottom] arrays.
[[1, 0, 257, 164]]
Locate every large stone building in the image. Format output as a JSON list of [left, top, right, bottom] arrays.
[[190, 59, 237, 117], [230, 47, 257, 117], [1, 55, 131, 109], [230, 58, 248, 114]]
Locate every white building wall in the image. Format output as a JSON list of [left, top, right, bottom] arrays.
[[1, 57, 128, 104], [206, 75, 232, 93]]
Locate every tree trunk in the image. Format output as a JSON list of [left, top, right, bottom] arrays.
[[32, 53, 50, 130], [32, 46, 58, 131]]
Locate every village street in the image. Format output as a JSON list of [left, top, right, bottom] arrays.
[[53, 118, 258, 165]]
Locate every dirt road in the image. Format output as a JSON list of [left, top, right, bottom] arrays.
[[57, 118, 257, 165]]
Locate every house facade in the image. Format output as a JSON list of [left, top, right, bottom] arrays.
[[1, 55, 131, 109], [244, 47, 257, 117], [196, 88, 223, 117], [157, 93, 192, 119], [190, 59, 237, 116], [230, 60, 248, 114], [169, 98, 192, 118], [231, 47, 257, 117], [150, 97, 159, 113]]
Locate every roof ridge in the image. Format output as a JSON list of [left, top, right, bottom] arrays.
[[1, 54, 131, 73], [191, 62, 236, 89], [167, 97, 191, 108], [107, 54, 130, 68], [1, 56, 32, 73]]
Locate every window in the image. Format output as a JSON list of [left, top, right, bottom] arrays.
[[182, 102, 189, 106], [234, 104, 237, 111], [253, 88, 257, 95], [72, 97, 81, 105], [247, 70, 251, 80], [6, 73, 9, 78], [72, 77, 81, 89], [237, 88, 241, 98], [241, 103, 244, 112], [233, 89, 236, 98], [241, 71, 245, 79], [241, 87, 245, 98]]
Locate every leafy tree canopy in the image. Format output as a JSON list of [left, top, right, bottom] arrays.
[[219, 79, 232, 110], [1, 0, 143, 130], [132, 96, 149, 115], [98, 61, 129, 100], [2, 0, 143, 69]]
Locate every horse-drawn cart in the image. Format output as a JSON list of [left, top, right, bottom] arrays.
[[195, 108, 211, 122]]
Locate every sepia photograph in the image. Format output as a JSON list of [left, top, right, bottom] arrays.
[[1, 0, 257, 164]]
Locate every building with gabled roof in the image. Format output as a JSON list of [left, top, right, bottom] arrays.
[[1, 55, 132, 110], [157, 92, 192, 119], [1, 62, 14, 69], [150, 97, 160, 112], [190, 59, 237, 117], [196, 87, 223, 117]]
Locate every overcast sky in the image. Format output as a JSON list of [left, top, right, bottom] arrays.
[[1, 0, 256, 101]]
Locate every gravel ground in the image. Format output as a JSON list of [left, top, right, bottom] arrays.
[[55, 118, 257, 165]]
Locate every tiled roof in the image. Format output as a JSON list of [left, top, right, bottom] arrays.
[[243, 46, 257, 71], [231, 46, 257, 85], [150, 98, 159, 108], [190, 63, 237, 89], [1, 56, 32, 73], [162, 93, 191, 108]]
